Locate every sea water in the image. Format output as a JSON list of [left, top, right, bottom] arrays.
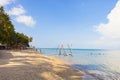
[[37, 48, 120, 80]]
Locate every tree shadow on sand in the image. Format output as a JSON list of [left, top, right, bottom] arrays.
[[0, 50, 14, 65], [0, 50, 83, 80]]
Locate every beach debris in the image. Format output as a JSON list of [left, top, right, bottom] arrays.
[[63, 50, 67, 56], [57, 44, 62, 55], [61, 44, 68, 56], [67, 44, 73, 56]]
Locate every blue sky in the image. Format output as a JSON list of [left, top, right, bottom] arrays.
[[1, 0, 120, 49]]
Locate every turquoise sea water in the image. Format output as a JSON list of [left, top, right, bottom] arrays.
[[37, 48, 120, 80]]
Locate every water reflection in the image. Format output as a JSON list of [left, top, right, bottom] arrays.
[[60, 50, 120, 80], [72, 64, 120, 80], [38, 48, 120, 80]]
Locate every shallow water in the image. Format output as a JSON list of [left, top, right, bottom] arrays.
[[37, 48, 120, 80]]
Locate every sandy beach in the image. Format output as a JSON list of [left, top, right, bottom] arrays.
[[0, 50, 83, 80]]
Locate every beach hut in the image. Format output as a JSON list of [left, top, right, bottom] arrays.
[[0, 43, 6, 50]]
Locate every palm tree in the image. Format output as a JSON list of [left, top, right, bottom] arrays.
[[0, 6, 32, 49]]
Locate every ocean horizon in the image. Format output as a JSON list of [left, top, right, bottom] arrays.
[[37, 48, 120, 80]]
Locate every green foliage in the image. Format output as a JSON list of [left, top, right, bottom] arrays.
[[15, 32, 32, 47], [0, 6, 32, 49]]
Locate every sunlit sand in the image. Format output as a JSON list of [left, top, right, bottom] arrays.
[[0, 50, 83, 80]]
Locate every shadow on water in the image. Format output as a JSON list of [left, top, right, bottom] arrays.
[[72, 64, 105, 80], [72, 64, 120, 80], [72, 64, 105, 71]]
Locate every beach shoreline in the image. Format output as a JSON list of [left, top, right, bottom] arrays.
[[0, 49, 83, 80]]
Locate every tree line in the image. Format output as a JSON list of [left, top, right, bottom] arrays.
[[0, 6, 32, 49]]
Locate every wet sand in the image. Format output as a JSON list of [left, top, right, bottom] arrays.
[[0, 50, 83, 80]]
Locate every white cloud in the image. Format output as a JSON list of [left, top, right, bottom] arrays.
[[0, 0, 36, 27], [7, 5, 36, 27], [15, 15, 36, 27], [0, 0, 15, 6], [7, 5, 26, 16], [95, 0, 120, 48]]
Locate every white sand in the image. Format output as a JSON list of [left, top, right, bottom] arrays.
[[0, 50, 83, 80]]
